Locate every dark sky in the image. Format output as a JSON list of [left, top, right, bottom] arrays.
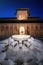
[[0, 0, 43, 19]]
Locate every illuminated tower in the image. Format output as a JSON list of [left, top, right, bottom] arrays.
[[16, 8, 29, 20]]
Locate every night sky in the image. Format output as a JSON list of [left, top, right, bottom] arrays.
[[0, 0, 43, 19]]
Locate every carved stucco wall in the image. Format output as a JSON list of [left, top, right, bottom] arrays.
[[0, 23, 43, 37]]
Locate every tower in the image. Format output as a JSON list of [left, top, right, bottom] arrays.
[[16, 8, 29, 20]]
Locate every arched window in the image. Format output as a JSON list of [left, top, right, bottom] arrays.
[[10, 26, 13, 30], [36, 26, 38, 30], [14, 26, 17, 31], [5, 26, 9, 36], [1, 26, 4, 32], [10, 26, 13, 34], [40, 25, 43, 29], [6, 26, 9, 30], [31, 26, 33, 30], [27, 26, 30, 35], [27, 26, 29, 29]]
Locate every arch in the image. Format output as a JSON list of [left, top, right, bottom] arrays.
[[19, 26, 25, 35]]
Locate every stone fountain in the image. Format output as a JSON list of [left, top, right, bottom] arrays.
[[0, 35, 43, 65]]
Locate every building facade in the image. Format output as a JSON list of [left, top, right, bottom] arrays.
[[0, 23, 43, 37], [0, 8, 43, 37]]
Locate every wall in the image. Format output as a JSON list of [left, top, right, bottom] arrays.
[[0, 23, 43, 37]]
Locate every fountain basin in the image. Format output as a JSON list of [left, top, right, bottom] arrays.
[[12, 35, 30, 41]]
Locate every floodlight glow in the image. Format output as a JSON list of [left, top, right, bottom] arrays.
[[19, 26, 25, 35], [18, 15, 26, 20]]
